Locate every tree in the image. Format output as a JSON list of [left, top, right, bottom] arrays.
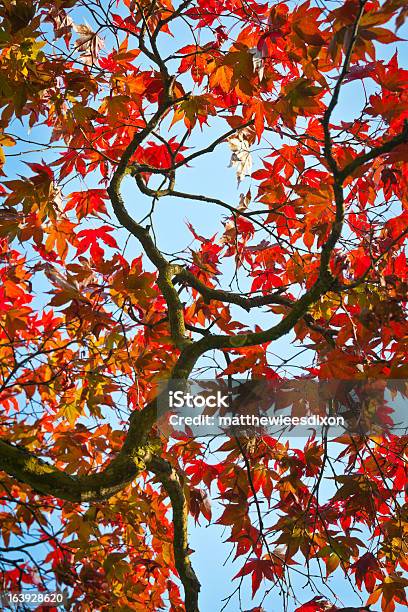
[[0, 0, 408, 610]]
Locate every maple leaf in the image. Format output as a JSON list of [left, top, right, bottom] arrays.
[[295, 597, 334, 612], [351, 552, 383, 593], [343, 62, 380, 84], [73, 23, 104, 65], [256, 28, 285, 56], [46, 7, 74, 46], [366, 573, 408, 612], [76, 226, 118, 262], [227, 127, 254, 185], [211, 64, 234, 93], [44, 218, 77, 260], [64, 190, 108, 220], [189, 487, 212, 524], [234, 558, 282, 597], [44, 265, 81, 294]]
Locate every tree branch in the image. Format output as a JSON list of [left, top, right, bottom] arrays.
[[322, 0, 367, 176], [174, 268, 288, 311], [148, 456, 200, 612], [107, 95, 191, 349], [339, 120, 408, 181]]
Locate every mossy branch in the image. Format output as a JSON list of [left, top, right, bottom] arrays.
[[148, 456, 200, 612]]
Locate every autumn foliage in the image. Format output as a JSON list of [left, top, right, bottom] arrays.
[[1, 0, 408, 610]]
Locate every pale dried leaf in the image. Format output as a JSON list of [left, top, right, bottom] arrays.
[[47, 7, 73, 41], [227, 128, 253, 185], [44, 265, 80, 295], [238, 190, 251, 211], [51, 184, 63, 211], [74, 23, 104, 65], [273, 545, 287, 560], [249, 47, 265, 81]]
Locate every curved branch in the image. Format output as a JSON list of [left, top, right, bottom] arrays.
[[107, 96, 191, 349], [0, 402, 157, 502], [174, 268, 289, 311], [132, 174, 271, 235], [129, 120, 254, 176], [148, 456, 200, 612], [322, 0, 367, 175], [339, 120, 408, 181]]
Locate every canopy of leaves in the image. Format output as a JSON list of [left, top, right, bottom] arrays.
[[0, 0, 408, 610]]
